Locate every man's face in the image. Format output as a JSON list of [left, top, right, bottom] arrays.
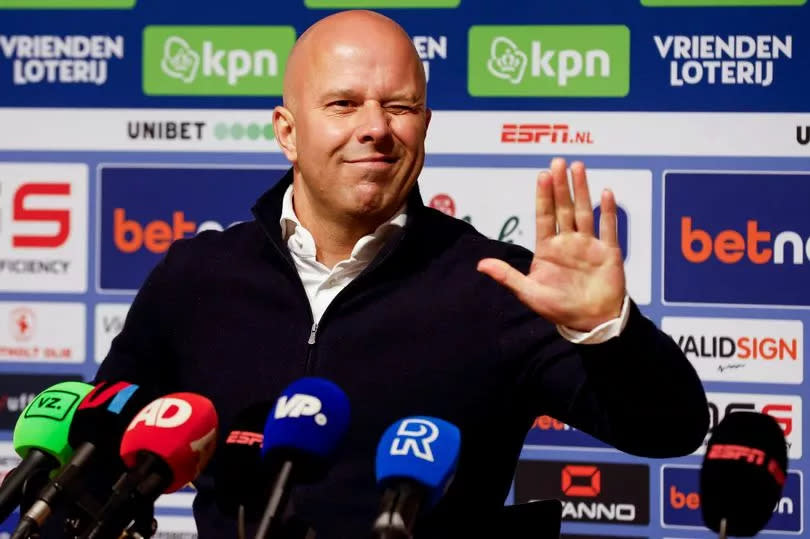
[[281, 34, 430, 222]]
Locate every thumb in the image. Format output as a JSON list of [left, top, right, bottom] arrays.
[[477, 258, 533, 298]]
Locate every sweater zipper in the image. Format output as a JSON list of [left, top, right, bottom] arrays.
[[255, 219, 319, 372], [308, 323, 318, 345], [256, 215, 408, 374]]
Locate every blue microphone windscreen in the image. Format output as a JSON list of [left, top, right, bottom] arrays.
[[262, 377, 350, 463], [375, 416, 461, 508]]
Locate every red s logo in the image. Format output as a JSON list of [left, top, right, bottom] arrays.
[[13, 182, 71, 248]]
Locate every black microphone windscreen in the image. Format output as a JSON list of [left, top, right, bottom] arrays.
[[68, 381, 157, 452], [700, 411, 788, 537], [214, 401, 274, 518]]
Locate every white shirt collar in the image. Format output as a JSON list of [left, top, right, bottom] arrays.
[[279, 184, 407, 262]]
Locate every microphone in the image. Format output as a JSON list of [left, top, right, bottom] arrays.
[[700, 410, 788, 538], [0, 381, 93, 523], [254, 377, 350, 539], [11, 380, 155, 538], [214, 401, 274, 520], [82, 392, 218, 539], [372, 416, 460, 539]]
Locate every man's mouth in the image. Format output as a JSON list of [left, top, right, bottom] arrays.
[[345, 155, 398, 164]]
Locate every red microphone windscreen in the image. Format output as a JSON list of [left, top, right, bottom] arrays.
[[120, 392, 218, 492]]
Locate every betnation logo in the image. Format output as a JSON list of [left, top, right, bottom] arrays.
[[664, 172, 810, 307], [113, 208, 240, 254], [99, 165, 286, 292], [662, 464, 802, 533], [681, 217, 810, 265]]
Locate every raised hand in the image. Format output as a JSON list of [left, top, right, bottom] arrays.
[[477, 158, 626, 332]]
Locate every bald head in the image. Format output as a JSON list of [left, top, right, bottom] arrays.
[[283, 10, 425, 111], [271, 10, 431, 243]]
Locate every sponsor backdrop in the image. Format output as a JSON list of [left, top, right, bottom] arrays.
[[0, 0, 808, 537]]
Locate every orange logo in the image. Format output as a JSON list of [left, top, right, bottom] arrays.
[[561, 465, 601, 497]]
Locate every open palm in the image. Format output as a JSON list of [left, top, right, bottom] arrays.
[[477, 158, 626, 332]]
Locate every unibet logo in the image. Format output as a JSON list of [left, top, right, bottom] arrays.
[[274, 394, 327, 426], [468, 26, 630, 97], [143, 26, 295, 96]]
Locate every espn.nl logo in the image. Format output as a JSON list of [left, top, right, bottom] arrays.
[[501, 123, 594, 144]]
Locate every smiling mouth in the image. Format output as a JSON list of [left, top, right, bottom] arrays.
[[346, 156, 398, 164]]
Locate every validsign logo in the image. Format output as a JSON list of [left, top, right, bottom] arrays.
[[143, 26, 295, 96], [468, 26, 630, 97]]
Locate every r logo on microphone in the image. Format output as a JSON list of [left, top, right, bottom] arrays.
[[389, 418, 439, 462]]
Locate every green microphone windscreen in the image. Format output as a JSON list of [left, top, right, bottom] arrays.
[[13, 381, 94, 466]]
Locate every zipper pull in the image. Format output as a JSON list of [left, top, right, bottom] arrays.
[[308, 323, 318, 345]]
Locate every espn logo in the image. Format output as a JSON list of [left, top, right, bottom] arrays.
[[501, 123, 594, 144], [226, 430, 263, 446]]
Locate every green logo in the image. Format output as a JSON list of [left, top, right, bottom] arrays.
[[468, 25, 630, 97], [642, 0, 804, 5], [23, 390, 79, 421], [304, 0, 458, 7], [0, 0, 133, 8], [213, 122, 275, 141], [143, 26, 296, 96]]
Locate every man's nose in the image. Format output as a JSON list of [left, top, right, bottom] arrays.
[[355, 102, 392, 143]]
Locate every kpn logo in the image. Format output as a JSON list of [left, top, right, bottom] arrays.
[[468, 25, 630, 97], [143, 26, 296, 96]]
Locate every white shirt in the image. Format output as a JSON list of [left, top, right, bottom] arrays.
[[280, 185, 630, 342]]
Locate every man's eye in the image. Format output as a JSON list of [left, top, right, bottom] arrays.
[[386, 105, 413, 113], [329, 100, 354, 108]]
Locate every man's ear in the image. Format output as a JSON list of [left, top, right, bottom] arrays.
[[273, 105, 297, 163]]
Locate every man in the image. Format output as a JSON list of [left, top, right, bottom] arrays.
[[97, 10, 708, 538]]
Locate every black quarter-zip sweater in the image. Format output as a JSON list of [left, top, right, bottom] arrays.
[[96, 169, 709, 538]]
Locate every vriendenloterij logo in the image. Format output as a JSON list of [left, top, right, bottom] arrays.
[[468, 26, 630, 97], [143, 26, 296, 96], [642, 0, 804, 5]]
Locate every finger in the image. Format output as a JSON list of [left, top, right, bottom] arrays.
[[536, 171, 555, 242], [477, 258, 540, 305], [598, 188, 619, 246], [550, 157, 575, 233], [570, 161, 594, 236]]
